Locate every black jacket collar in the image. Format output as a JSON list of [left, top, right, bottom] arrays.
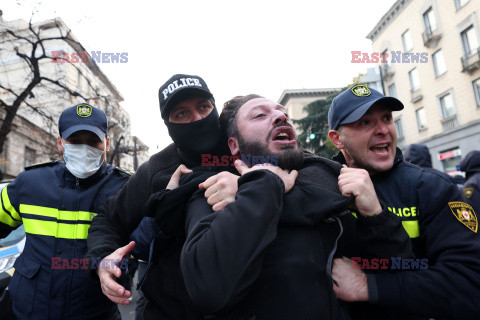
[[332, 148, 404, 173]]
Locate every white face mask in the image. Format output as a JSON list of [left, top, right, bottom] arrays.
[[63, 143, 105, 179]]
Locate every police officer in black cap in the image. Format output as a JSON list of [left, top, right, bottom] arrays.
[[327, 85, 480, 320], [0, 103, 129, 320], [87, 74, 238, 320]]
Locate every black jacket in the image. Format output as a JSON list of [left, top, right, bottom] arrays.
[[459, 150, 480, 212], [334, 150, 480, 320], [86, 143, 218, 320], [177, 153, 411, 319]]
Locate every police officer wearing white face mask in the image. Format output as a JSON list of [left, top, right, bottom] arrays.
[[58, 103, 110, 179], [0, 103, 130, 320]]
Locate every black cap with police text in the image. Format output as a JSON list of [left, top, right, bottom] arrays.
[[58, 103, 108, 140], [158, 74, 214, 120], [328, 84, 404, 130]]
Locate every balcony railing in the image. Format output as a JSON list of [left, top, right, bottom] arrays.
[[422, 29, 442, 48], [461, 48, 480, 74], [441, 115, 458, 132], [410, 88, 423, 103], [380, 64, 395, 81]]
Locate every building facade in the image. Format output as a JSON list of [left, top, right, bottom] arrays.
[[367, 0, 480, 174], [278, 88, 341, 124], [0, 14, 148, 178]]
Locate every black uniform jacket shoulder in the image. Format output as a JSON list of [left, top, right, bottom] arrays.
[[335, 150, 480, 320], [87, 144, 185, 261]]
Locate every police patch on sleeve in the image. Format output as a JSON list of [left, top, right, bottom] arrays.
[[464, 188, 474, 199], [448, 202, 478, 233]]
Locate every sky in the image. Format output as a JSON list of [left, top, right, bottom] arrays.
[[1, 0, 397, 154]]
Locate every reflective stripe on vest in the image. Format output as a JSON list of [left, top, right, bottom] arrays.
[[0, 186, 22, 227], [402, 220, 420, 239], [19, 204, 97, 239], [350, 211, 420, 239]]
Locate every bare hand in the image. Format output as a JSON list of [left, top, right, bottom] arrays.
[[332, 257, 369, 302], [338, 166, 382, 217], [234, 160, 298, 194], [199, 171, 239, 212], [166, 165, 193, 190], [96, 241, 135, 305]]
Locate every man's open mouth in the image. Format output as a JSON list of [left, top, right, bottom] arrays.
[[369, 143, 390, 155], [271, 126, 295, 142]]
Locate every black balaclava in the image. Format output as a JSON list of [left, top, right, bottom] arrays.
[[164, 104, 221, 156]]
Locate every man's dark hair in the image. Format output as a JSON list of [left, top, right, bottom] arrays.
[[219, 94, 263, 139]]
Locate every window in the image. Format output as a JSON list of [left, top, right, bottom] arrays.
[[432, 49, 447, 76], [388, 83, 397, 98], [455, 0, 470, 10], [416, 108, 427, 131], [394, 118, 404, 140], [461, 25, 479, 56], [439, 148, 462, 174], [423, 7, 437, 35], [473, 78, 480, 106], [402, 30, 413, 52], [409, 68, 421, 92], [439, 93, 456, 118], [24, 147, 36, 168]]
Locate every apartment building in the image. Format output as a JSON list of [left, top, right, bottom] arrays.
[[278, 88, 341, 124], [367, 0, 480, 174]]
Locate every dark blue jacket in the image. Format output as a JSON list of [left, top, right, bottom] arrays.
[[0, 161, 129, 320], [335, 150, 480, 320], [404, 144, 454, 183], [459, 150, 480, 212]]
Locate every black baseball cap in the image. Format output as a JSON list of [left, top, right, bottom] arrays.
[[158, 74, 213, 120], [328, 84, 404, 130], [59, 103, 108, 140]]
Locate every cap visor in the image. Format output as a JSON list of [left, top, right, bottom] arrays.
[[340, 96, 404, 126], [62, 125, 106, 140], [162, 88, 213, 118]]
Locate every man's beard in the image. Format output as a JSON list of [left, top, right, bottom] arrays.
[[236, 131, 304, 171]]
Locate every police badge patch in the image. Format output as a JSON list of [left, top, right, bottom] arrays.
[[76, 103, 92, 118], [351, 84, 371, 97], [464, 188, 473, 199], [448, 201, 478, 233]]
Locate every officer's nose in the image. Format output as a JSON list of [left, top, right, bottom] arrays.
[[191, 111, 203, 122], [374, 120, 389, 135]]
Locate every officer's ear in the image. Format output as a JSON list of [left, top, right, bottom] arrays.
[[105, 136, 110, 152], [228, 137, 240, 156], [328, 130, 344, 149], [57, 136, 64, 153]]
